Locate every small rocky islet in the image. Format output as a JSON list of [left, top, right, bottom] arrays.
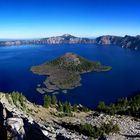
[[31, 52, 111, 94]]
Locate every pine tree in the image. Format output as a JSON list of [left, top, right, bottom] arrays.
[[57, 101, 63, 112], [97, 101, 106, 111], [63, 101, 72, 113], [51, 95, 57, 105], [44, 95, 51, 108], [73, 104, 78, 112]]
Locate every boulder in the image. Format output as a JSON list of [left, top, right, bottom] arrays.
[[5, 117, 26, 140]]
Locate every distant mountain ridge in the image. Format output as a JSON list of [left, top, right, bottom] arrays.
[[0, 34, 140, 50]]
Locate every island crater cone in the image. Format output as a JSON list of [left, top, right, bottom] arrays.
[[31, 53, 112, 94]]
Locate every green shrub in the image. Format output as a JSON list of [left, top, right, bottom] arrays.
[[10, 91, 26, 109], [97, 93, 140, 118], [61, 122, 119, 139], [44, 95, 51, 108], [51, 95, 58, 105]]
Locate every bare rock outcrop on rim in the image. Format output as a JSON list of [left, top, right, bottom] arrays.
[[0, 92, 139, 140]]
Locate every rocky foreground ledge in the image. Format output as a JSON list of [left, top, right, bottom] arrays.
[[0, 92, 140, 140]]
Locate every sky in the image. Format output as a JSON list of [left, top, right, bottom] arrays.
[[0, 0, 140, 38]]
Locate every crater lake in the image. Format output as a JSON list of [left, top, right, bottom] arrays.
[[0, 44, 140, 108]]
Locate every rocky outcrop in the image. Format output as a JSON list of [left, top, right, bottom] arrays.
[[95, 35, 122, 45], [0, 92, 140, 140], [5, 117, 26, 140], [0, 93, 88, 140], [94, 35, 140, 50], [95, 35, 140, 50], [120, 35, 140, 50]]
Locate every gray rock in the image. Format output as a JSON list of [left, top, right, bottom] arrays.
[[5, 117, 26, 140]]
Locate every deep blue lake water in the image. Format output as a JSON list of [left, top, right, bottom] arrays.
[[0, 44, 140, 108]]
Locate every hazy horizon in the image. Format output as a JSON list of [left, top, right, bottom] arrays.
[[0, 0, 140, 38], [0, 34, 139, 40]]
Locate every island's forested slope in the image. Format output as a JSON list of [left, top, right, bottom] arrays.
[[31, 53, 111, 94]]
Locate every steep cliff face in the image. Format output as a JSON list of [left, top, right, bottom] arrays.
[[0, 34, 140, 50], [95, 35, 140, 50], [95, 35, 122, 45], [120, 35, 140, 50], [0, 34, 94, 46], [41, 34, 94, 44]]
